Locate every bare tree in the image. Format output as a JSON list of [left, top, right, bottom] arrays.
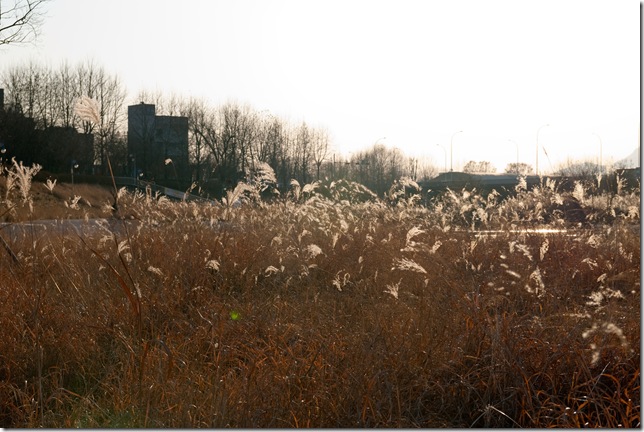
[[1, 60, 47, 121], [463, 160, 496, 173], [72, 60, 126, 172], [2, 59, 74, 128], [56, 60, 78, 128], [415, 157, 438, 181], [367, 144, 390, 195], [198, 101, 257, 189], [93, 72, 127, 172], [342, 144, 436, 194], [294, 121, 312, 184], [0, 0, 48, 45], [35, 64, 57, 128], [555, 158, 602, 179], [388, 146, 404, 181], [311, 127, 330, 180], [181, 97, 213, 182], [234, 104, 261, 175], [1, 58, 126, 173], [504, 162, 533, 175], [0, 64, 23, 109], [261, 114, 281, 162], [134, 89, 184, 116]]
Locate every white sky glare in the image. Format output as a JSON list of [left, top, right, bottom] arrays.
[[1, 0, 640, 173]]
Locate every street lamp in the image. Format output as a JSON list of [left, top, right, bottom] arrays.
[[436, 144, 447, 172], [129, 154, 136, 179], [450, 130, 463, 172], [0, 144, 6, 170], [536, 124, 549, 175], [70, 160, 79, 195], [592, 132, 603, 174]]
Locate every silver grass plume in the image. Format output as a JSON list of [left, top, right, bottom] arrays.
[[392, 258, 427, 274], [74, 96, 101, 125]]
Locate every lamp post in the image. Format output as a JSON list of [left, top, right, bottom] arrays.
[[0, 144, 6, 170], [536, 124, 549, 175], [592, 132, 603, 174], [129, 154, 136, 179], [436, 144, 447, 172], [70, 160, 79, 195], [450, 130, 463, 172]]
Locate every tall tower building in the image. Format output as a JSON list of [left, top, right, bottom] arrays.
[[127, 102, 188, 181]]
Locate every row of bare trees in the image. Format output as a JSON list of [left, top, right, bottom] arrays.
[[341, 144, 436, 195], [0, 0, 48, 45], [2, 59, 127, 173], [2, 59, 434, 196], [134, 90, 431, 195], [135, 90, 334, 192]]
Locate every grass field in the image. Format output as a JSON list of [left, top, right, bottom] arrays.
[[0, 161, 639, 427]]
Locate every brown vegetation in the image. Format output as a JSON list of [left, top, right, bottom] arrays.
[[0, 179, 115, 222], [0, 171, 639, 427]]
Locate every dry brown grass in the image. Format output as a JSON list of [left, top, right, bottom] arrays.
[[0, 177, 116, 222], [0, 177, 639, 427]]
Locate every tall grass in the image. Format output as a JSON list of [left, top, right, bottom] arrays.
[[0, 167, 639, 427]]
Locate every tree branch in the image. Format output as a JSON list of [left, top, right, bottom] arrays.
[[0, 0, 49, 45]]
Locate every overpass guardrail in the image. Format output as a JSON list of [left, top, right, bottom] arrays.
[[112, 177, 216, 204]]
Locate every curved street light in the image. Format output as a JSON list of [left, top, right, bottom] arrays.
[[450, 130, 463, 172], [374, 136, 386, 149], [536, 124, 549, 175]]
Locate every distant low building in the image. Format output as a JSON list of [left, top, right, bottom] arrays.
[[127, 102, 189, 182], [0, 88, 95, 173], [42, 126, 94, 174]]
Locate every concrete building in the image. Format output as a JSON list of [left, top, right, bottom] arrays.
[[127, 102, 189, 182]]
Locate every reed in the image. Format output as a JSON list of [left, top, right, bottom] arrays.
[[0, 165, 639, 427]]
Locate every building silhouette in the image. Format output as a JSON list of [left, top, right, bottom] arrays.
[[0, 88, 95, 173], [127, 102, 189, 182]]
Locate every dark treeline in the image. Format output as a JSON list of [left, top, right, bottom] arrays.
[[1, 59, 127, 175], [0, 59, 436, 198]]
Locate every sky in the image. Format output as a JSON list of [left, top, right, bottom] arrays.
[[0, 0, 640, 173]]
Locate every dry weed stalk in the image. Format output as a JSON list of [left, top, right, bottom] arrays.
[[0, 170, 638, 427]]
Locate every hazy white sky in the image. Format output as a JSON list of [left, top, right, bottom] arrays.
[[1, 0, 640, 172]]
